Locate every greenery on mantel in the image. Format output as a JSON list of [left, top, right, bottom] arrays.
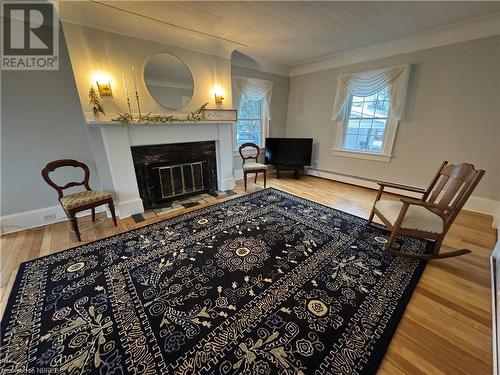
[[111, 103, 209, 125]]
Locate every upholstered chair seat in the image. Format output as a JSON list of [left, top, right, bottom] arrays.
[[60, 191, 113, 210], [243, 162, 267, 171], [374, 199, 444, 234]]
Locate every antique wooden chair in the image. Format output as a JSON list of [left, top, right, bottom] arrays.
[[239, 143, 267, 191], [42, 159, 117, 241], [368, 161, 485, 259]]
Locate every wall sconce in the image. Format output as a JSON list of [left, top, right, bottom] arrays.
[[96, 82, 113, 97], [91, 71, 113, 97], [212, 85, 224, 106]]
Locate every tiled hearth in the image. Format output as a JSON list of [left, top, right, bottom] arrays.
[[131, 189, 238, 223]]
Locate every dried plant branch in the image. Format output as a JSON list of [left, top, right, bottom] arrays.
[[88, 87, 105, 116], [111, 103, 209, 125]]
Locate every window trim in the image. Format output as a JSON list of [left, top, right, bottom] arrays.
[[332, 91, 398, 162], [331, 148, 393, 162]]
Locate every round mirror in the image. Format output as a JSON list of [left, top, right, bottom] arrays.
[[144, 53, 194, 110]]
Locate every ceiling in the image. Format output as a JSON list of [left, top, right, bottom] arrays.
[[60, 1, 500, 67]]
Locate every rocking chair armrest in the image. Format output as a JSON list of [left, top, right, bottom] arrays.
[[377, 181, 426, 194], [399, 197, 448, 218]]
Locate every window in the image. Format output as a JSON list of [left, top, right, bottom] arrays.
[[343, 86, 390, 153], [236, 94, 263, 147], [332, 65, 410, 162]]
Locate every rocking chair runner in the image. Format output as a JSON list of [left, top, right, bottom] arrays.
[[368, 161, 485, 259]]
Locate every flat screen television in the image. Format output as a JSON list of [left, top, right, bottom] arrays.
[[265, 138, 313, 166]]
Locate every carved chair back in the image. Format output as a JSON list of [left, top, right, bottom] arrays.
[[42, 159, 92, 200], [422, 161, 485, 228], [238, 143, 260, 166]]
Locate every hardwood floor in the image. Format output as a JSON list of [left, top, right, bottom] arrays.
[[1, 174, 496, 374]]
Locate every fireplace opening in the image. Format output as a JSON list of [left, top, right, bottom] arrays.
[[132, 141, 217, 209]]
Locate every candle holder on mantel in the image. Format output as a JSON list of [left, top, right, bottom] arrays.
[[131, 67, 142, 120]]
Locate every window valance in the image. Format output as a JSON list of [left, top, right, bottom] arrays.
[[233, 76, 273, 121], [331, 64, 410, 122]]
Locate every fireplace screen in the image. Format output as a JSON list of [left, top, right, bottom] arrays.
[[131, 141, 217, 209], [153, 161, 206, 199]]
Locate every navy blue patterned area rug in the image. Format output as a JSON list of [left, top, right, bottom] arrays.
[[0, 188, 431, 375]]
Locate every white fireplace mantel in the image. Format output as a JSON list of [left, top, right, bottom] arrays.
[[87, 121, 236, 218]]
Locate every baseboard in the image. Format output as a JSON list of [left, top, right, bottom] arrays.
[[305, 167, 500, 222], [234, 169, 244, 181], [116, 198, 144, 219], [494, 206, 500, 231], [467, 196, 500, 222], [0, 204, 107, 235], [491, 240, 500, 375], [219, 176, 236, 191]]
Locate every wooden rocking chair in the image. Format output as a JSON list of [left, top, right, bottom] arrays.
[[368, 161, 485, 259]]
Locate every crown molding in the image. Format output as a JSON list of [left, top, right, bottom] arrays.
[[289, 13, 500, 77]]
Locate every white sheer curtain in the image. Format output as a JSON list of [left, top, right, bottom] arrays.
[[331, 64, 410, 122], [233, 76, 273, 120]]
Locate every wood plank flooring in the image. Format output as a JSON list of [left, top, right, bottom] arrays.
[[1, 174, 496, 374]]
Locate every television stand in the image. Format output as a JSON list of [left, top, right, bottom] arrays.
[[275, 165, 303, 179]]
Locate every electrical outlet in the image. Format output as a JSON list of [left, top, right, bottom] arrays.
[[43, 213, 57, 221]]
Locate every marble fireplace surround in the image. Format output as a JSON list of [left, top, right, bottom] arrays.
[[87, 122, 235, 218]]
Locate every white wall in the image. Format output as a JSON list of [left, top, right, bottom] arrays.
[[286, 36, 500, 202]]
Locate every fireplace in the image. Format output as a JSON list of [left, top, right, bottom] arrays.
[[131, 141, 217, 209], [87, 122, 235, 218]]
